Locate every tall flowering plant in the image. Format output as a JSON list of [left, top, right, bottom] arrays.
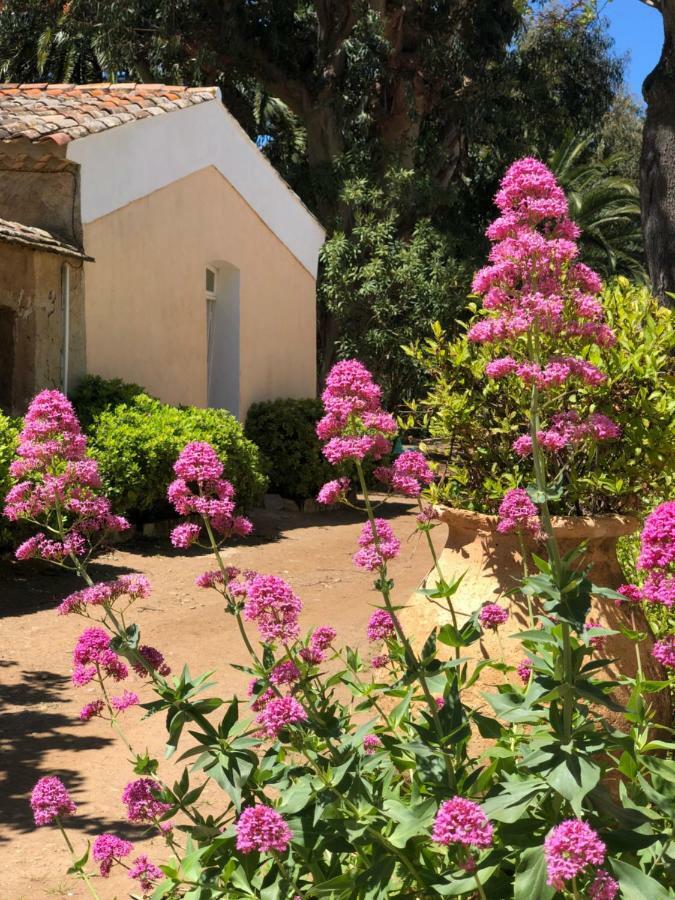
[[7, 163, 673, 899]]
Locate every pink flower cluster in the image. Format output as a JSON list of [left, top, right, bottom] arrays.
[[486, 355, 606, 390], [367, 609, 396, 642], [30, 776, 77, 825], [316, 476, 351, 505], [353, 519, 401, 572], [544, 819, 606, 890], [478, 603, 508, 630], [132, 645, 171, 678], [72, 627, 128, 686], [92, 833, 134, 876], [195, 566, 240, 589], [584, 621, 607, 653], [619, 502, 675, 610], [57, 573, 151, 615], [363, 734, 382, 755], [589, 870, 620, 900], [129, 855, 164, 893], [299, 625, 336, 665], [512, 412, 621, 459], [167, 442, 252, 547], [122, 778, 171, 823], [517, 658, 532, 684], [5, 392, 129, 561], [374, 450, 435, 497], [317, 360, 396, 465], [256, 695, 307, 739], [235, 804, 292, 854], [432, 797, 494, 849], [497, 488, 543, 539], [652, 635, 675, 670], [244, 574, 303, 644]]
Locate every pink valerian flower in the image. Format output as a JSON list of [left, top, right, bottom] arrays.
[[589, 870, 620, 900], [122, 779, 171, 823], [371, 654, 389, 669], [432, 798, 494, 849], [167, 442, 252, 539], [256, 696, 307, 739], [57, 574, 151, 615], [486, 355, 606, 390], [641, 572, 675, 608], [244, 574, 303, 644], [389, 450, 434, 497], [132, 645, 171, 678], [363, 734, 382, 755], [517, 658, 532, 684], [80, 700, 105, 721], [317, 360, 397, 464], [248, 680, 275, 712], [367, 609, 396, 642], [30, 776, 77, 825], [584, 621, 607, 653], [434, 696, 446, 709], [269, 660, 300, 687], [14, 530, 90, 562], [316, 477, 351, 505], [128, 855, 163, 893], [195, 566, 240, 589], [512, 411, 621, 458], [353, 519, 401, 572], [310, 626, 337, 652], [497, 488, 543, 539], [111, 690, 140, 712], [9, 390, 87, 476], [478, 603, 508, 630], [92, 833, 134, 877], [235, 804, 292, 854], [416, 505, 438, 526], [617, 583, 643, 606], [652, 635, 675, 669], [637, 501, 675, 571], [72, 628, 128, 685], [170, 522, 201, 548], [544, 819, 606, 890]]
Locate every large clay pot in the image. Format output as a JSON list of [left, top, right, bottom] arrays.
[[401, 506, 670, 727]]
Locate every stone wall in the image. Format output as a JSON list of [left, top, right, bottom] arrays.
[[0, 243, 85, 414]]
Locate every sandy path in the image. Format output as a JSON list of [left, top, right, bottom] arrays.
[[0, 500, 443, 898]]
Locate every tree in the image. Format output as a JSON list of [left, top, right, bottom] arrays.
[[638, 0, 675, 306]]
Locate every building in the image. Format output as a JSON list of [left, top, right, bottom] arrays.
[[0, 83, 324, 417]]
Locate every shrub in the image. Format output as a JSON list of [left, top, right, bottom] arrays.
[[88, 394, 266, 519], [70, 374, 148, 431], [0, 410, 20, 545], [404, 278, 675, 515], [244, 398, 333, 502]]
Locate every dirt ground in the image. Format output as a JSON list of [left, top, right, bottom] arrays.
[[0, 500, 443, 899]]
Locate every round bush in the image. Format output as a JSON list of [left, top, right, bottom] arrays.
[[71, 374, 148, 431], [89, 395, 267, 520], [244, 398, 333, 502]]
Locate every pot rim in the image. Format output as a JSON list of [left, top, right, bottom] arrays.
[[434, 504, 639, 539]]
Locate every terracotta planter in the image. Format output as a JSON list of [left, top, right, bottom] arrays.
[[401, 506, 670, 728]]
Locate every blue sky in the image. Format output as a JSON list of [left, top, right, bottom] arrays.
[[604, 0, 663, 101]]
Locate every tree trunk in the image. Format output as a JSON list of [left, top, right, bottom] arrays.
[[640, 1, 675, 307]]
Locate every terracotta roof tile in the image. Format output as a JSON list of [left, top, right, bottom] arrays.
[[0, 83, 218, 144], [0, 217, 92, 260]]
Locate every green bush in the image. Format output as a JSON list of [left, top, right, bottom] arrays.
[[404, 278, 675, 515], [88, 395, 267, 520], [244, 398, 333, 502], [71, 374, 148, 431], [0, 411, 20, 545]]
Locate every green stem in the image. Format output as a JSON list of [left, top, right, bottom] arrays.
[[418, 499, 460, 659], [57, 821, 101, 900], [473, 869, 487, 900], [355, 462, 455, 791]]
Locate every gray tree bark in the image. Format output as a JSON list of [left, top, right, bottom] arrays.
[[640, 0, 675, 306]]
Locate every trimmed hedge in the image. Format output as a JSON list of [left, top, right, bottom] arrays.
[[245, 398, 333, 502], [71, 374, 147, 430], [0, 411, 20, 545], [89, 394, 267, 520]]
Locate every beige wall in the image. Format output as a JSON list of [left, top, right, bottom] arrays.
[[0, 243, 85, 415], [82, 166, 317, 417]]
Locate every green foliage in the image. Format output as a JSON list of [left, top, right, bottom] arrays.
[[320, 172, 472, 403], [88, 395, 266, 519], [404, 279, 675, 515], [70, 374, 147, 431], [0, 411, 20, 544], [244, 398, 332, 502], [551, 135, 646, 280]]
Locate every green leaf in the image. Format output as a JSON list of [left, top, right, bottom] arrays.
[[514, 846, 555, 900], [547, 755, 600, 814], [609, 858, 671, 900], [383, 798, 436, 848]]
